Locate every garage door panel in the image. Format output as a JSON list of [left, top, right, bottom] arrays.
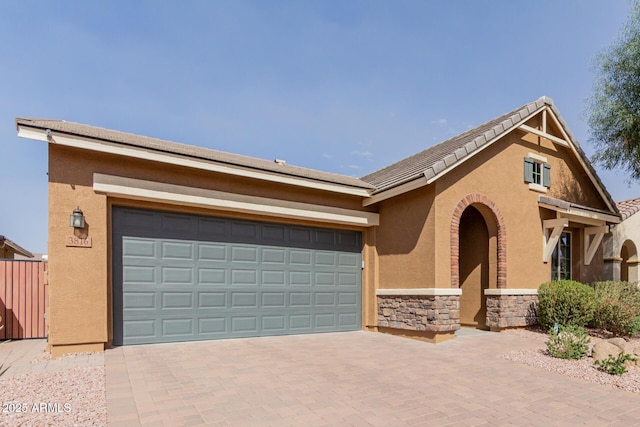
[[231, 292, 258, 308], [161, 241, 194, 259], [339, 313, 358, 327], [162, 318, 193, 336], [231, 246, 258, 263], [198, 317, 226, 334], [290, 271, 312, 286], [290, 314, 311, 329], [262, 224, 286, 242], [123, 239, 156, 258], [161, 267, 193, 285], [315, 252, 336, 266], [315, 272, 335, 286], [113, 207, 361, 345], [231, 222, 258, 239], [262, 248, 286, 264], [161, 292, 193, 309], [123, 266, 155, 283], [262, 270, 286, 285], [289, 250, 312, 265], [231, 316, 258, 333], [198, 244, 227, 261], [198, 292, 226, 308], [197, 218, 227, 238], [231, 270, 257, 285], [262, 292, 286, 307], [124, 292, 156, 310], [198, 268, 226, 284], [124, 319, 156, 339], [262, 315, 286, 332], [161, 214, 193, 234]]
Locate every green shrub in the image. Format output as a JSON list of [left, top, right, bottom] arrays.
[[590, 281, 640, 337], [545, 324, 590, 360], [594, 353, 637, 375], [537, 280, 597, 329]]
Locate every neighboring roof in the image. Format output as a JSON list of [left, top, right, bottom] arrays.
[[15, 118, 374, 191], [360, 96, 618, 215], [616, 197, 640, 221], [0, 235, 34, 258]]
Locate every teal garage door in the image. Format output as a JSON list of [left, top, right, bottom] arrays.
[[112, 207, 362, 345]]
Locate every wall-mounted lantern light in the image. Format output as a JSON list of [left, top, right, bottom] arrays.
[[70, 206, 85, 228]]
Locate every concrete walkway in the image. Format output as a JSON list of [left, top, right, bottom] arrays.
[[105, 331, 640, 426], [0, 339, 103, 378]]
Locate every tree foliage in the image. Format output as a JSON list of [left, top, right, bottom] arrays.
[[589, 1, 640, 180]]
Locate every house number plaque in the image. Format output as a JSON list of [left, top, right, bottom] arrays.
[[66, 236, 92, 248]]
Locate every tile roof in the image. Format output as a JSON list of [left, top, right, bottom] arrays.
[[15, 118, 374, 191], [360, 97, 617, 216], [0, 235, 33, 258], [361, 98, 549, 192], [616, 197, 640, 221]]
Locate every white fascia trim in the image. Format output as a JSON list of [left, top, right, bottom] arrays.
[[539, 202, 620, 225], [544, 109, 617, 213], [362, 178, 428, 207], [18, 126, 372, 198], [484, 289, 538, 296], [376, 288, 462, 296], [424, 105, 547, 186], [93, 173, 380, 227]]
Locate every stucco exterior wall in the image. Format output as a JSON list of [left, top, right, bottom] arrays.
[[375, 185, 436, 290], [602, 212, 640, 281], [48, 144, 374, 355], [373, 124, 610, 296]]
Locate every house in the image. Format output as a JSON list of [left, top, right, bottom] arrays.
[[15, 96, 621, 356], [0, 235, 33, 259], [602, 198, 640, 282]]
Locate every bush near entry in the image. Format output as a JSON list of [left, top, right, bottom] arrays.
[[545, 324, 590, 360], [537, 280, 597, 330], [589, 281, 640, 338]]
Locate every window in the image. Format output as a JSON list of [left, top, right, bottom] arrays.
[[524, 156, 551, 190], [551, 231, 571, 280]]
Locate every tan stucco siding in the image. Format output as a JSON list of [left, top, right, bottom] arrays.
[[375, 185, 436, 289], [431, 129, 610, 290], [48, 147, 108, 349], [48, 144, 374, 352]]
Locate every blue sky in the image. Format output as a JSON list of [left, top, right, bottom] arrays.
[[1, 1, 637, 254]]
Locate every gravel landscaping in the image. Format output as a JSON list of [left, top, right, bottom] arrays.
[[0, 350, 106, 427], [503, 327, 640, 394]]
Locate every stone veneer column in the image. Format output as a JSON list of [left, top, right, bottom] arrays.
[[485, 289, 538, 329], [376, 288, 461, 343]]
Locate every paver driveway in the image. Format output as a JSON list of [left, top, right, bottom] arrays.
[[105, 331, 640, 426]]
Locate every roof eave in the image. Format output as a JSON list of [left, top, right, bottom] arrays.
[[17, 122, 373, 198]]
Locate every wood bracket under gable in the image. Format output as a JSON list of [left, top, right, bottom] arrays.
[[543, 218, 568, 263], [583, 225, 609, 266]]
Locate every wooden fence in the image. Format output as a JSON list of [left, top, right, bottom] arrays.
[[0, 260, 48, 339]]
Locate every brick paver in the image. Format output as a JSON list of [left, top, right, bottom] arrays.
[[105, 331, 640, 426]]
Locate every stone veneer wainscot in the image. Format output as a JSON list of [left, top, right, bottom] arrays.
[[485, 289, 538, 329], [376, 289, 461, 332]]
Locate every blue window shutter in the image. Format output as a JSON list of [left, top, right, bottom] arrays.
[[543, 163, 551, 187], [524, 158, 534, 183]]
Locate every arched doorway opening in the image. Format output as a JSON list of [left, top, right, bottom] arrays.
[[620, 240, 638, 282], [458, 204, 498, 329]]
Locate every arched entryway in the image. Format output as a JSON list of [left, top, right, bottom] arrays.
[[459, 206, 490, 328], [451, 193, 506, 330], [620, 240, 638, 282]]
